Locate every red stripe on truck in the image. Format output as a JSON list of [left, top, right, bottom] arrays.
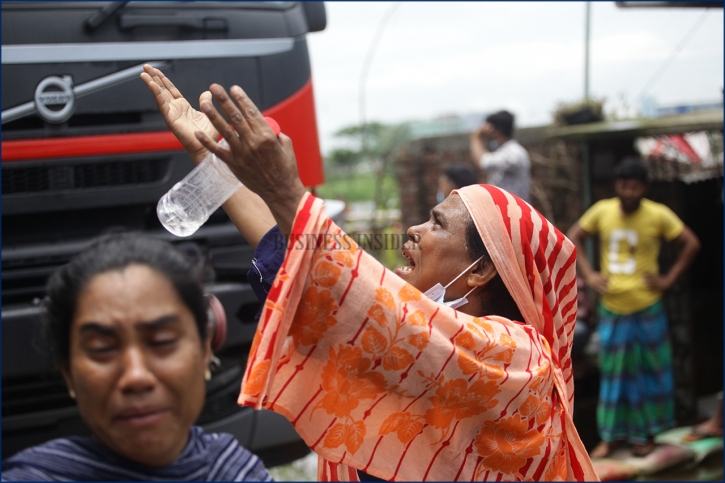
[[261, 78, 324, 187], [2, 78, 324, 187], [1, 131, 184, 160]]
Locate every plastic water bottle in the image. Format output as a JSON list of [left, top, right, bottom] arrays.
[[157, 138, 241, 237], [157, 117, 281, 237]]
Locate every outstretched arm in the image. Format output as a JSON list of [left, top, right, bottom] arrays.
[[140, 65, 275, 248], [221, 188, 277, 250]]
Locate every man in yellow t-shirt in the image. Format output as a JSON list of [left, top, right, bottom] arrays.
[[568, 157, 700, 459]]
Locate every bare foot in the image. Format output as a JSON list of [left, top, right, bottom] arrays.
[[683, 417, 724, 442], [590, 440, 623, 458], [631, 440, 656, 457]]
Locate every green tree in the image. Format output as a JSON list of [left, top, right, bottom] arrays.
[[322, 121, 410, 260], [327, 147, 359, 174], [331, 122, 409, 203]]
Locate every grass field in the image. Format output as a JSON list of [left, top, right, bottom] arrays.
[[315, 170, 398, 206], [314, 170, 406, 270]]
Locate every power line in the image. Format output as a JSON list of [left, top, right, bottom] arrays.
[[584, 2, 591, 102], [639, 7, 711, 99], [359, 3, 401, 155]]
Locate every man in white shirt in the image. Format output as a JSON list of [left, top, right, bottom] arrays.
[[469, 110, 531, 201]]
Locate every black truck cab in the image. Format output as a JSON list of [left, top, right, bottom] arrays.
[[1, 1, 326, 466]]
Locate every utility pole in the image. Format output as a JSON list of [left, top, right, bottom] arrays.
[[584, 1, 591, 102], [358, 2, 400, 242], [359, 3, 401, 160], [582, 2, 594, 267]]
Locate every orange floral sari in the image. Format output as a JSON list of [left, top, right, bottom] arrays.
[[238, 185, 598, 481]]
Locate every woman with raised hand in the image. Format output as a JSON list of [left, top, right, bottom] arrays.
[[141, 66, 598, 481]]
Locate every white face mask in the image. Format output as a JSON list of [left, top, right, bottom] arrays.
[[423, 256, 483, 309]]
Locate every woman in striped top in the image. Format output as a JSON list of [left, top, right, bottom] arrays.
[[2, 233, 272, 481], [139, 67, 599, 481]]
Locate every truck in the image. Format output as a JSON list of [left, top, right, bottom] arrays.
[[1, 1, 327, 466]]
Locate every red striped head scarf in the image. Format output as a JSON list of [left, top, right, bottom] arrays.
[[457, 184, 591, 477], [457, 184, 577, 407]]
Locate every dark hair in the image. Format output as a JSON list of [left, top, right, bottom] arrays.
[[613, 156, 648, 183], [444, 164, 479, 190], [485, 110, 515, 138], [465, 218, 524, 322], [44, 232, 209, 366]]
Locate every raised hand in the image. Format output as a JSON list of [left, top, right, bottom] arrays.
[[140, 64, 219, 164], [194, 83, 306, 234], [476, 123, 495, 140]]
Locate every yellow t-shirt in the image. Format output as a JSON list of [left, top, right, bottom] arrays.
[[578, 198, 684, 314]]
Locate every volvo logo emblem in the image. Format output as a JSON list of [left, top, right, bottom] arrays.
[[34, 75, 75, 123], [4, 63, 167, 125]]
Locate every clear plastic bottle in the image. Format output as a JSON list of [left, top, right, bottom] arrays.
[[157, 138, 241, 237], [157, 117, 280, 237]]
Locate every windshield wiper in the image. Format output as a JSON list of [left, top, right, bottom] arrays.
[[84, 2, 129, 32]]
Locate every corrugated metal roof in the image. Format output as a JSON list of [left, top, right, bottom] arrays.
[[543, 109, 723, 141]]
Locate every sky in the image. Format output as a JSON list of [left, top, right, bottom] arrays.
[[305, 2, 724, 155]]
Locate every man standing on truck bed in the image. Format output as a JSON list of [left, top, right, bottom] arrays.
[[567, 157, 701, 458]]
